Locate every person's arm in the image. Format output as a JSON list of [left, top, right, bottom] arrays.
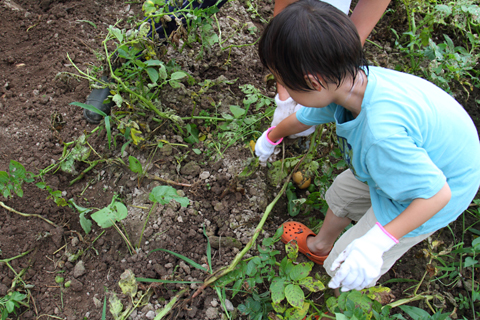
[[384, 182, 451, 239], [329, 182, 451, 291], [350, 0, 391, 45], [267, 112, 312, 141], [273, 0, 297, 16], [255, 113, 312, 163]]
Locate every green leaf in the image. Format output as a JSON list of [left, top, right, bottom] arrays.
[[91, 201, 128, 228], [6, 300, 15, 313], [70, 102, 107, 117], [148, 248, 207, 272], [128, 156, 143, 174], [229, 105, 246, 118], [0, 171, 9, 185], [262, 237, 274, 247], [146, 67, 159, 83], [298, 276, 325, 292], [399, 305, 431, 318], [285, 240, 299, 261], [112, 93, 123, 108], [158, 64, 167, 80], [334, 314, 349, 320], [289, 262, 313, 281], [246, 256, 261, 276], [284, 302, 309, 320], [144, 60, 162, 66], [109, 26, 123, 42], [273, 225, 284, 242], [284, 284, 304, 308], [68, 199, 92, 214], [35, 181, 46, 189], [272, 301, 286, 313], [170, 71, 188, 80], [193, 149, 201, 154], [13, 183, 23, 198], [10, 160, 26, 180], [464, 256, 478, 268], [270, 277, 286, 303], [148, 186, 189, 207], [76, 20, 97, 28], [232, 279, 243, 298], [79, 212, 92, 234], [169, 80, 181, 88], [472, 237, 480, 249]]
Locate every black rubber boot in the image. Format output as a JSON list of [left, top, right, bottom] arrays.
[[83, 76, 113, 124]]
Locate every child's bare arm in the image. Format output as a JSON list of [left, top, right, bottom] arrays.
[[350, 0, 391, 45], [267, 113, 312, 141], [384, 182, 452, 239]]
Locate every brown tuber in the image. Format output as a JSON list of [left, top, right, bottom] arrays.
[[293, 170, 311, 189]]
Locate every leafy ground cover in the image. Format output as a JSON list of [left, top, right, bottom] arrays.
[[0, 0, 479, 319]]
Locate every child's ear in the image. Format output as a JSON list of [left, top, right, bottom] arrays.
[[305, 74, 323, 91]]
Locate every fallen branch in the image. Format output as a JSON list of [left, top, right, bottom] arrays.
[[0, 201, 58, 227]]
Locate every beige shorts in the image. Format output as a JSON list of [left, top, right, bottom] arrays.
[[323, 169, 434, 287]]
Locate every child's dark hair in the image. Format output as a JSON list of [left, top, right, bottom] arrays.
[[258, 0, 368, 91]]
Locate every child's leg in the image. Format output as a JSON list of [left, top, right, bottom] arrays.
[[323, 207, 435, 287], [307, 208, 351, 256], [307, 169, 371, 256]]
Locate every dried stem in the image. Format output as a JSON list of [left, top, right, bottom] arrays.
[[0, 201, 58, 227]]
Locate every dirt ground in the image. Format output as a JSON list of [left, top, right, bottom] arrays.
[[0, 0, 479, 319]]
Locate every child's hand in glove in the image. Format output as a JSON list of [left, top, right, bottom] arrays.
[[328, 223, 398, 292], [255, 127, 283, 164], [272, 94, 316, 138]]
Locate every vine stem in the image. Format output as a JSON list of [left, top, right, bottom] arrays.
[[146, 173, 192, 187], [192, 126, 322, 298], [0, 201, 58, 227]]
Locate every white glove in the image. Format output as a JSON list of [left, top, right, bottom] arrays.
[[328, 222, 398, 292], [255, 127, 283, 164], [271, 94, 316, 138]]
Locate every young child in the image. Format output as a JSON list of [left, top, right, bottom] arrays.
[[255, 0, 480, 292]]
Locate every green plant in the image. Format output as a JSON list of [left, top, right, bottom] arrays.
[[326, 289, 453, 320], [0, 160, 34, 199], [392, 0, 480, 94], [0, 291, 27, 320], [216, 227, 327, 320], [204, 84, 273, 157], [137, 185, 189, 248]]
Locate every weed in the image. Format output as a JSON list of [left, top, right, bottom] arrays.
[[0, 160, 34, 199], [0, 291, 27, 320], [215, 227, 327, 320], [137, 185, 190, 248]]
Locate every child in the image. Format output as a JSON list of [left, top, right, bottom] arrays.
[[255, 0, 480, 292]]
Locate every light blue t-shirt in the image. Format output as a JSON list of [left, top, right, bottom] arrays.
[[296, 66, 480, 237]]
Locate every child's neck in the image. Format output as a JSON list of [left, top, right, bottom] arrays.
[[335, 70, 367, 118]]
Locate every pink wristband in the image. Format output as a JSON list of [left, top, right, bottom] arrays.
[[265, 127, 284, 145], [376, 222, 399, 244]]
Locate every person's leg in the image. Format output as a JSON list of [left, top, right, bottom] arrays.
[[306, 169, 372, 256], [307, 208, 351, 256]]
